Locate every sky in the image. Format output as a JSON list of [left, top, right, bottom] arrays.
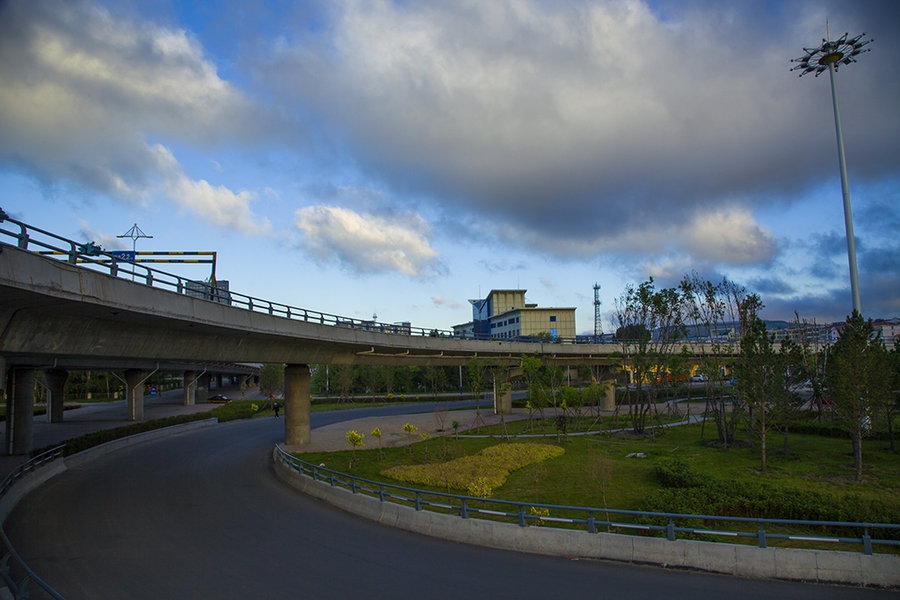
[[1, 0, 898, 336]]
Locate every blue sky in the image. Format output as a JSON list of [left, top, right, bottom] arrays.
[[1, 0, 898, 335]]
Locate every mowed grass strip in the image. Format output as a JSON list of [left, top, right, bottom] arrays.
[[298, 421, 900, 518]]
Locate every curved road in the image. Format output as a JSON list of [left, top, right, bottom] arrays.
[[6, 408, 894, 599]]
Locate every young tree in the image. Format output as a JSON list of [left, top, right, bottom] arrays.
[[736, 296, 781, 472], [887, 339, 900, 452], [680, 274, 746, 447], [825, 313, 892, 481], [258, 363, 284, 399], [614, 278, 685, 434]]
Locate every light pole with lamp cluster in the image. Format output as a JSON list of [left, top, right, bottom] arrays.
[[791, 26, 873, 316]]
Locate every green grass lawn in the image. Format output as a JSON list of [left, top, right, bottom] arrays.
[[297, 419, 900, 523]]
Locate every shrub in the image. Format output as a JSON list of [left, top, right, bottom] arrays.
[[211, 400, 261, 422], [653, 457, 703, 489], [382, 443, 564, 496]]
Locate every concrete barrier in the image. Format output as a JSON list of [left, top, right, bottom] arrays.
[[273, 449, 900, 588]]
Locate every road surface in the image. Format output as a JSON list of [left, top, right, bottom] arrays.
[[6, 408, 894, 599]]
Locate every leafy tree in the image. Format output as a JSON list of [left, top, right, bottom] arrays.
[[736, 295, 782, 472], [824, 312, 892, 481], [887, 339, 900, 452], [614, 278, 685, 434], [680, 274, 746, 447], [258, 363, 284, 399]]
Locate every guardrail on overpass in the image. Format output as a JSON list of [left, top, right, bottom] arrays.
[[1, 209, 585, 343]]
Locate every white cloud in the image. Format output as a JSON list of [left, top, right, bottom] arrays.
[[266, 0, 899, 268], [431, 295, 463, 310], [0, 1, 274, 231], [678, 208, 778, 266], [294, 205, 439, 277], [152, 145, 272, 235]]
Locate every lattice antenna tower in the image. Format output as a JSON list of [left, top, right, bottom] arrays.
[[593, 283, 602, 338]]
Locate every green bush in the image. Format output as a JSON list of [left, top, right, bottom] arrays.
[[210, 400, 261, 422], [654, 457, 703, 489], [642, 478, 900, 529]]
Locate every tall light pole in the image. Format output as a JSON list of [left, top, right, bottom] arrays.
[[791, 26, 872, 316]]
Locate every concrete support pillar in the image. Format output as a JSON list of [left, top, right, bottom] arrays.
[[44, 368, 68, 423], [7, 368, 35, 455], [183, 371, 196, 406], [493, 372, 512, 415], [0, 356, 6, 403], [125, 369, 144, 421], [284, 364, 310, 446], [602, 380, 616, 411], [198, 373, 211, 403]]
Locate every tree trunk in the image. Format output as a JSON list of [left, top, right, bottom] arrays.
[[852, 431, 863, 482]]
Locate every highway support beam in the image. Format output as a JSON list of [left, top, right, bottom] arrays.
[[183, 371, 196, 406], [602, 380, 616, 411], [125, 369, 144, 421], [6, 367, 34, 455], [284, 364, 310, 446], [44, 368, 68, 423]]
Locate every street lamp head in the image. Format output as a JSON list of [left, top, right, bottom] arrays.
[[791, 31, 873, 77]]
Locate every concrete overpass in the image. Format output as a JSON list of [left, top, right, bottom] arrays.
[[1, 215, 625, 454]]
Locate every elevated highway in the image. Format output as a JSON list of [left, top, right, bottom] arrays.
[[0, 214, 624, 454]]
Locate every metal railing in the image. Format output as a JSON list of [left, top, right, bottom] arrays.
[[274, 446, 900, 555], [0, 210, 620, 345], [0, 445, 67, 600]]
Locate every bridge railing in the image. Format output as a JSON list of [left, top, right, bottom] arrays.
[[0, 445, 67, 600], [1, 210, 623, 345], [274, 446, 900, 555]]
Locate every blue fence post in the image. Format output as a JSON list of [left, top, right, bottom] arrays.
[[862, 527, 873, 555], [667, 519, 675, 541], [587, 510, 596, 534], [351, 479, 358, 494], [518, 506, 527, 527], [461, 498, 468, 519], [757, 524, 767, 548], [415, 492, 422, 511], [379, 485, 386, 502]]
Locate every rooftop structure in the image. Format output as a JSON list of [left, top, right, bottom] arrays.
[[452, 289, 576, 341]]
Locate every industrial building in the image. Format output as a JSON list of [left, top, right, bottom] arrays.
[[452, 289, 576, 341]]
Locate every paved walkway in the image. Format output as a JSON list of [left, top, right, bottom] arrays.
[[288, 407, 529, 454]]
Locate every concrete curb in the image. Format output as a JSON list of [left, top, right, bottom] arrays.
[[273, 449, 900, 588]]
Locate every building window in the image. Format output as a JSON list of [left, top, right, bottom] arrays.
[[550, 316, 557, 322]]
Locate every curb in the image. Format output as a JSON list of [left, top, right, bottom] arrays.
[[272, 448, 900, 589]]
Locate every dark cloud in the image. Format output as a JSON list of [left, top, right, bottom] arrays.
[[261, 0, 900, 267]]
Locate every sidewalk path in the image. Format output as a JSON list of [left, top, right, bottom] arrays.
[[289, 407, 529, 453]]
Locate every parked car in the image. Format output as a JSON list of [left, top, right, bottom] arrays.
[[207, 394, 230, 403], [690, 374, 707, 382]]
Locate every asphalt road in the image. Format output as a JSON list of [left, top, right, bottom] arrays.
[[6, 408, 895, 600]]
